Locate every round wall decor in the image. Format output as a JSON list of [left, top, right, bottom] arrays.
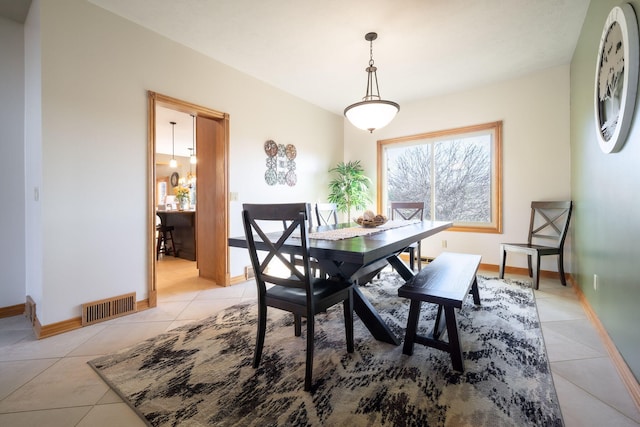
[[594, 4, 639, 153], [264, 140, 297, 186]]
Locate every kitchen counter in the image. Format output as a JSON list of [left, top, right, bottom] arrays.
[[157, 209, 196, 261]]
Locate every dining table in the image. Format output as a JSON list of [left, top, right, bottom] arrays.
[[228, 219, 452, 345]]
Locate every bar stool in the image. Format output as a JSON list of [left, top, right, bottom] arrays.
[[156, 215, 176, 259]]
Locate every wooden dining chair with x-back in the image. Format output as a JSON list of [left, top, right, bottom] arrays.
[[499, 201, 573, 290], [315, 202, 339, 226], [242, 202, 354, 391], [390, 202, 425, 271]]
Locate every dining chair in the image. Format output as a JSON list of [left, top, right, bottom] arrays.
[[315, 202, 338, 226], [242, 202, 354, 391], [499, 201, 573, 290], [390, 202, 425, 271]]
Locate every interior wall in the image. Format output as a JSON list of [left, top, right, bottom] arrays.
[[570, 0, 640, 380], [344, 65, 572, 270], [0, 16, 26, 308], [29, 0, 343, 325]]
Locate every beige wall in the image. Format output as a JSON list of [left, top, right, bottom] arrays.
[[26, 0, 343, 325], [0, 16, 26, 308], [344, 65, 572, 269]]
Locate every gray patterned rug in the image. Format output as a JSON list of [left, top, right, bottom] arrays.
[[89, 274, 563, 426]]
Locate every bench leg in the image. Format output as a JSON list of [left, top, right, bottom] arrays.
[[402, 299, 422, 355], [432, 305, 445, 339], [444, 306, 464, 372]]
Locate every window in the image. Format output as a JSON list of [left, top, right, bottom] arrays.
[[377, 121, 502, 233]]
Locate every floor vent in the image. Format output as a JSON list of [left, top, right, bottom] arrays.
[[244, 266, 255, 280], [82, 292, 137, 326]]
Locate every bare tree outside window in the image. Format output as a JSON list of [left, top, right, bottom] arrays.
[[387, 145, 431, 217], [378, 122, 502, 233]]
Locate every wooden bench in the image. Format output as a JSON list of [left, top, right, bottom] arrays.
[[398, 252, 481, 372]]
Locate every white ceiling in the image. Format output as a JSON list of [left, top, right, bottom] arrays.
[[0, 0, 31, 23], [3, 1, 591, 152], [88, 0, 590, 116], [155, 107, 196, 157]]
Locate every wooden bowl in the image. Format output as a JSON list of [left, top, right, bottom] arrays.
[[356, 215, 388, 228]]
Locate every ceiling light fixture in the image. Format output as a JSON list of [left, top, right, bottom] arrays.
[[344, 32, 399, 133], [169, 121, 177, 168], [190, 114, 197, 165]]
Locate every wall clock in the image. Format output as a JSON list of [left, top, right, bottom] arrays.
[[594, 4, 639, 153], [170, 172, 179, 187]]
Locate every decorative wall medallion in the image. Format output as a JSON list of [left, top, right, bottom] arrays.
[[594, 4, 639, 153], [264, 140, 297, 186]]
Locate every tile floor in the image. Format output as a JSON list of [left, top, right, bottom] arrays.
[[1, 257, 638, 426]]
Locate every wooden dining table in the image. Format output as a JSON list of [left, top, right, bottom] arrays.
[[228, 219, 452, 345]]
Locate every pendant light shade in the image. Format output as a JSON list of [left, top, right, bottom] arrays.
[[169, 121, 177, 168], [344, 32, 399, 133]]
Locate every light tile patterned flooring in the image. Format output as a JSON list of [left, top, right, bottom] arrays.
[[1, 256, 638, 426]]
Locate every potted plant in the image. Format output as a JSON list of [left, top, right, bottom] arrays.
[[327, 160, 372, 223]]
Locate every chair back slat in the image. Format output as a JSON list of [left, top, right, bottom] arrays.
[[528, 201, 573, 248], [391, 202, 425, 221], [243, 203, 312, 293], [315, 202, 338, 226]]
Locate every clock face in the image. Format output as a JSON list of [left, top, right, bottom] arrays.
[[594, 5, 639, 154]]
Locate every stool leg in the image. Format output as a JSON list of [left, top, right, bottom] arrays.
[[156, 231, 162, 260]]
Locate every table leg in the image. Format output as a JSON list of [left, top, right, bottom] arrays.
[[353, 286, 401, 346], [386, 254, 414, 281]]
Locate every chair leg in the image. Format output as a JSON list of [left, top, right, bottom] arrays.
[[253, 303, 267, 368], [416, 241, 422, 271], [558, 253, 567, 286], [294, 314, 302, 336], [527, 254, 533, 278], [304, 315, 315, 391], [343, 290, 354, 353], [470, 277, 481, 305], [498, 245, 506, 279], [532, 254, 540, 290], [408, 247, 415, 271]]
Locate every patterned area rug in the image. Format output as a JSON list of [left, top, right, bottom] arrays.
[[89, 274, 563, 426]]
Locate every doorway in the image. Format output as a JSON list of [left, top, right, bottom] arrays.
[[147, 91, 230, 308]]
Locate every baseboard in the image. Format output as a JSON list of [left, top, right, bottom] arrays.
[[32, 297, 151, 339], [478, 263, 567, 280], [35, 316, 83, 339], [568, 275, 640, 411], [229, 274, 248, 285], [0, 303, 25, 319]]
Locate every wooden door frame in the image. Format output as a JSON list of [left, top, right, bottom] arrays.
[[147, 91, 230, 307]]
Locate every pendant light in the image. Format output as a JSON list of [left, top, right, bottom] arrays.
[[190, 114, 197, 165], [169, 121, 177, 168], [344, 32, 399, 133]]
